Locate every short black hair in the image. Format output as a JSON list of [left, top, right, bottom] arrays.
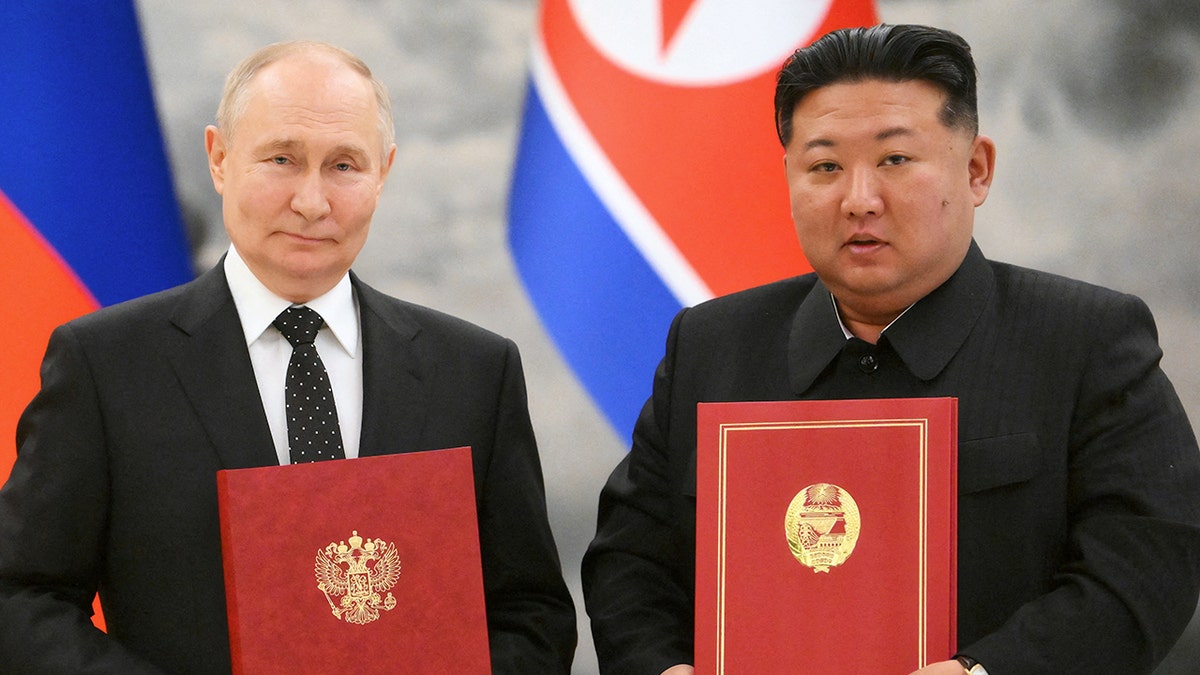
[[774, 24, 979, 147]]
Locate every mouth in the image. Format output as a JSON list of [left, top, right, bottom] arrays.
[[281, 231, 334, 245], [844, 236, 886, 254]]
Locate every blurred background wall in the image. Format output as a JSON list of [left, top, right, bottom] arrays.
[[133, 0, 1200, 671]]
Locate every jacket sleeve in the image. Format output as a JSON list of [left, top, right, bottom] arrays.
[[476, 338, 578, 674], [962, 293, 1200, 673], [0, 324, 165, 674], [582, 309, 696, 675]]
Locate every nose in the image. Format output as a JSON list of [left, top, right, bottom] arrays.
[[842, 168, 883, 219], [291, 169, 332, 221]]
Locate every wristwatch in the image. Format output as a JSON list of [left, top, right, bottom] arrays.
[[955, 655, 989, 675]]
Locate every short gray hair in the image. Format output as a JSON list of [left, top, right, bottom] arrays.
[[215, 41, 395, 157]]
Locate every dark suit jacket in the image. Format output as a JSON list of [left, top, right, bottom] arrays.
[[0, 264, 576, 674], [582, 241, 1200, 674]]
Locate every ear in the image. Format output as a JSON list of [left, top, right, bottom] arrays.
[[967, 134, 997, 207], [205, 125, 228, 194], [376, 143, 397, 196]]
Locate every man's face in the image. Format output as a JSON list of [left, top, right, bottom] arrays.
[[205, 52, 395, 303], [783, 78, 995, 328]]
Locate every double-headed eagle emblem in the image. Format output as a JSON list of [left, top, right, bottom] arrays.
[[315, 530, 401, 624]]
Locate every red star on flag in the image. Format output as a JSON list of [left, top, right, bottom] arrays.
[[660, 0, 700, 54]]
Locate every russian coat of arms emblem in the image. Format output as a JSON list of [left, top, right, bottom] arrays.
[[784, 483, 862, 573], [314, 530, 402, 624]]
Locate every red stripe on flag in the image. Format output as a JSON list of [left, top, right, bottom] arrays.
[[543, 0, 877, 297], [0, 190, 98, 486]]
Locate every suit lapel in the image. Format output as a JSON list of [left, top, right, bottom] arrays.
[[353, 275, 430, 457], [167, 265, 278, 469]]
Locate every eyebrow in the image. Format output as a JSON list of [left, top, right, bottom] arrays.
[[802, 126, 916, 151], [257, 139, 303, 154], [875, 126, 915, 142], [256, 139, 370, 160]]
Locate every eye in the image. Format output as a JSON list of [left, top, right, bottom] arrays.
[[271, 156, 290, 165], [810, 161, 840, 173], [881, 154, 909, 166], [333, 162, 353, 172]]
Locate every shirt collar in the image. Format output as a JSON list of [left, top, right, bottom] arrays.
[[788, 276, 850, 394], [223, 245, 360, 357], [883, 240, 993, 380], [788, 240, 994, 393], [831, 294, 914, 340]]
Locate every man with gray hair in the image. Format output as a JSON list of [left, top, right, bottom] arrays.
[[0, 41, 576, 673]]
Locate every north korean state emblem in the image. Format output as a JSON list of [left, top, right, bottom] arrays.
[[315, 530, 401, 624], [785, 483, 861, 573]]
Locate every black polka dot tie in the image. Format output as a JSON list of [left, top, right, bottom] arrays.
[[273, 306, 345, 463]]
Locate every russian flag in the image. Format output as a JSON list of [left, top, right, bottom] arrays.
[[0, 3, 192, 483], [508, 0, 878, 439]]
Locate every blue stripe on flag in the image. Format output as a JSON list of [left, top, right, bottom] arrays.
[[0, 1, 192, 306], [508, 79, 682, 441]]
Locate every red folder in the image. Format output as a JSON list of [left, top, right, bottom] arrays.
[[217, 447, 491, 674], [696, 398, 957, 673]]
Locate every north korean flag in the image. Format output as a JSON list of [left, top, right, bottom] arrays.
[[508, 0, 878, 438]]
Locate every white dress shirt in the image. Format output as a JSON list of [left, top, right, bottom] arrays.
[[831, 293, 914, 341], [223, 246, 363, 464]]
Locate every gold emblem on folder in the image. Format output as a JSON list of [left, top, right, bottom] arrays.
[[785, 483, 861, 573], [315, 530, 401, 624]]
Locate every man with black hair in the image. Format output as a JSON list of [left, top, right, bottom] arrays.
[[583, 24, 1200, 675]]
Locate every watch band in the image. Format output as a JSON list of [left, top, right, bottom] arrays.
[[955, 655, 989, 675]]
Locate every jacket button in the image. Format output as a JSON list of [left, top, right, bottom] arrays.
[[858, 354, 878, 373]]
